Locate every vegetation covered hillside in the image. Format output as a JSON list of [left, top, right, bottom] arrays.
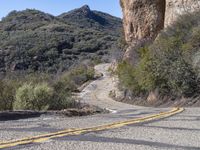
[[0, 5, 122, 74], [0, 5, 122, 111], [117, 11, 200, 106]]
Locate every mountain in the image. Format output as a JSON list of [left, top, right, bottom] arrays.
[[58, 5, 122, 35], [0, 6, 122, 74]]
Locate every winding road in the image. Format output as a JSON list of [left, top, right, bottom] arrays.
[[0, 64, 200, 150]]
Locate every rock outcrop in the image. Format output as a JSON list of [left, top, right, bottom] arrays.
[[120, 0, 165, 62], [165, 0, 200, 27], [120, 0, 165, 44], [120, 0, 200, 62]]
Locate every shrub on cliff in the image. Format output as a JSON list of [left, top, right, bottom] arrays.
[[117, 61, 143, 95], [117, 11, 200, 98]]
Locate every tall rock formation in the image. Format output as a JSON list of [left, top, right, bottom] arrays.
[[120, 0, 200, 62], [120, 0, 165, 63], [165, 0, 200, 27]]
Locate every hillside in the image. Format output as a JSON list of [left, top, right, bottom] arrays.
[[58, 5, 121, 36], [118, 0, 200, 105], [0, 5, 122, 74]]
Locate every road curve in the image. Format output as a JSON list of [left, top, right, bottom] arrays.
[[0, 64, 199, 150], [79, 63, 145, 112]]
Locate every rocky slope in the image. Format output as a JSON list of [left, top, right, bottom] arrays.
[[120, 0, 200, 62], [0, 5, 122, 74]]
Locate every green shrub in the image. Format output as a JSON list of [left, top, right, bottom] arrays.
[[117, 11, 200, 98], [33, 83, 53, 110], [50, 88, 76, 110], [0, 80, 17, 111], [69, 65, 94, 84], [58, 65, 94, 90], [117, 61, 142, 95], [51, 78, 76, 110], [14, 82, 53, 110], [55, 74, 77, 92], [1, 63, 94, 111], [14, 83, 34, 110], [49, 65, 95, 110]]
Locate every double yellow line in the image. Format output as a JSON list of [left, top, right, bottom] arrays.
[[0, 107, 184, 149]]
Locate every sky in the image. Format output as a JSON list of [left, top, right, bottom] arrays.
[[0, 0, 122, 20]]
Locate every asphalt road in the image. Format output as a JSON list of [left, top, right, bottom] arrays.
[[0, 64, 199, 150]]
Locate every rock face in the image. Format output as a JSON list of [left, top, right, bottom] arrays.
[[120, 0, 200, 62], [120, 0, 165, 44], [165, 0, 200, 27], [120, 0, 165, 62]]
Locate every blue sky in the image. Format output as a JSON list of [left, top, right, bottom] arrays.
[[0, 0, 122, 20]]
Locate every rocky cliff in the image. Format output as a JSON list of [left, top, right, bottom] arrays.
[[120, 0, 165, 62], [120, 0, 200, 62], [165, 0, 200, 27]]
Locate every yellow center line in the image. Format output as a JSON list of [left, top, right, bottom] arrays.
[[0, 107, 184, 149]]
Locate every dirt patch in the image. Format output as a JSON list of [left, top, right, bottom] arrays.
[[0, 111, 45, 121], [111, 89, 200, 108], [0, 105, 106, 121], [56, 105, 107, 117], [115, 95, 200, 108]]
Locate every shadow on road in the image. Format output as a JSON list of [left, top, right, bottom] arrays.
[[56, 134, 200, 150]]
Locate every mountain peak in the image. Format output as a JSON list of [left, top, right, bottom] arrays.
[[76, 5, 91, 16], [80, 5, 90, 11], [58, 5, 122, 29], [58, 5, 92, 19]]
